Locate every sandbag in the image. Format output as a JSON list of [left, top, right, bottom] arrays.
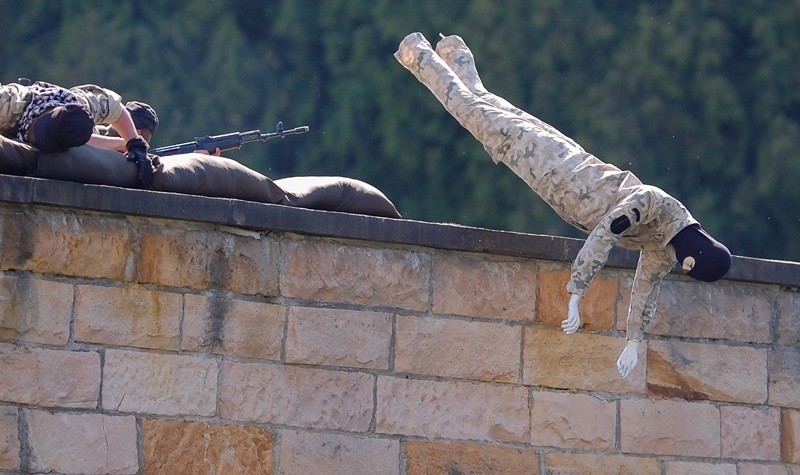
[[0, 135, 38, 175], [275, 176, 401, 218], [34, 144, 139, 187], [151, 153, 285, 204]]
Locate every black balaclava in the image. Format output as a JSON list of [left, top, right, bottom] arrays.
[[669, 224, 732, 282], [125, 101, 159, 137], [30, 104, 94, 153]]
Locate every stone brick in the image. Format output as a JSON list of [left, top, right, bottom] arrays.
[[25, 409, 137, 474], [646, 279, 772, 343], [530, 390, 615, 450], [74, 284, 181, 350], [139, 227, 278, 295], [769, 348, 800, 409], [281, 239, 429, 311], [394, 315, 520, 382], [523, 327, 645, 393], [431, 253, 538, 321], [665, 461, 736, 474], [142, 419, 274, 475], [544, 453, 661, 474], [1, 209, 132, 280], [537, 267, 618, 330], [777, 290, 800, 348], [738, 463, 794, 475], [647, 340, 768, 404], [405, 440, 539, 475], [183, 294, 284, 360], [375, 375, 529, 443], [782, 409, 800, 464], [621, 398, 720, 457], [279, 430, 399, 475], [721, 405, 780, 461], [0, 406, 18, 471], [285, 306, 391, 370], [0, 274, 72, 345], [102, 349, 217, 416], [219, 361, 373, 431], [0, 344, 99, 408]]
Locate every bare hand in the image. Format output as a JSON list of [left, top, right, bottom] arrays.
[[617, 340, 640, 378], [561, 294, 582, 333]]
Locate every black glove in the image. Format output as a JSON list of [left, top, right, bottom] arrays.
[[125, 136, 154, 188]]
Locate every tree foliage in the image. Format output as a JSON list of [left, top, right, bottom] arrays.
[[1, 0, 798, 260]]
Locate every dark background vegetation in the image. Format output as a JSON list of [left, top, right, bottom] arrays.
[[2, 0, 798, 261]]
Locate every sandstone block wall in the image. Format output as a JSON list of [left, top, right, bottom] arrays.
[[1, 175, 799, 474]]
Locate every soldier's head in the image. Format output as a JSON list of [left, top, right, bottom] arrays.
[[29, 104, 94, 153], [125, 101, 159, 142], [670, 224, 732, 282]]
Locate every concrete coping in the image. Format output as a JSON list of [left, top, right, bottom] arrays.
[[2, 174, 798, 288]]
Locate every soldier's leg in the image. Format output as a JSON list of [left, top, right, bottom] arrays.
[[394, 32, 578, 186], [434, 34, 581, 150]]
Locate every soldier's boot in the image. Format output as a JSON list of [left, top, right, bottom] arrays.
[[435, 33, 581, 150], [394, 32, 533, 163]]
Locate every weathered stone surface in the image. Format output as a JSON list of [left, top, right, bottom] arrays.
[[285, 306, 391, 369], [0, 274, 72, 345], [25, 409, 137, 474], [281, 239, 429, 311], [0, 406, 18, 471], [74, 284, 181, 350], [721, 405, 780, 461], [405, 440, 539, 475], [219, 361, 373, 430], [139, 226, 278, 295], [647, 340, 768, 404], [530, 390, 615, 450], [782, 409, 800, 464], [394, 315, 520, 382], [431, 253, 538, 320], [102, 349, 217, 416], [621, 398, 720, 457], [738, 462, 795, 475], [777, 290, 800, 348], [280, 430, 399, 475], [523, 327, 645, 393], [769, 348, 800, 409], [537, 267, 618, 330], [141, 419, 274, 475], [375, 375, 529, 443], [646, 279, 772, 343], [544, 453, 661, 474], [1, 209, 132, 279], [0, 344, 99, 408], [183, 294, 283, 360], [664, 461, 736, 474]]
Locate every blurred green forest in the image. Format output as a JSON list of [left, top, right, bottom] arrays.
[[2, 0, 799, 261]]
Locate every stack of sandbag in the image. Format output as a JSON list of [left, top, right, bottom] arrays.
[[0, 135, 401, 218]]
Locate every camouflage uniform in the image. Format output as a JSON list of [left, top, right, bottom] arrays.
[[396, 32, 698, 341], [0, 82, 125, 137]]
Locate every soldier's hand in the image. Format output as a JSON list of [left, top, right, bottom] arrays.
[[125, 136, 154, 187], [561, 294, 582, 333], [617, 339, 640, 378]]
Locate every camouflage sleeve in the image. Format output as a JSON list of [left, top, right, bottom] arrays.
[[625, 248, 673, 340], [0, 84, 29, 131], [566, 208, 624, 297], [69, 84, 125, 125]]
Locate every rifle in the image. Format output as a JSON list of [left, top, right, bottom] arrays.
[[150, 121, 309, 156]]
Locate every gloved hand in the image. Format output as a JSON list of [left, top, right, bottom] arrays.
[[561, 294, 582, 334], [125, 136, 154, 188], [616, 339, 640, 378]]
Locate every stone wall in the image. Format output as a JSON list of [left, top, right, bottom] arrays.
[[1, 174, 800, 474]]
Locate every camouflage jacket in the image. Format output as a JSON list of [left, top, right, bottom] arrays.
[[0, 83, 31, 133], [501, 145, 697, 341], [69, 84, 125, 126]]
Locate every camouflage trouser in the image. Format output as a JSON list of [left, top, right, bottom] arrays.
[[394, 32, 584, 193]]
